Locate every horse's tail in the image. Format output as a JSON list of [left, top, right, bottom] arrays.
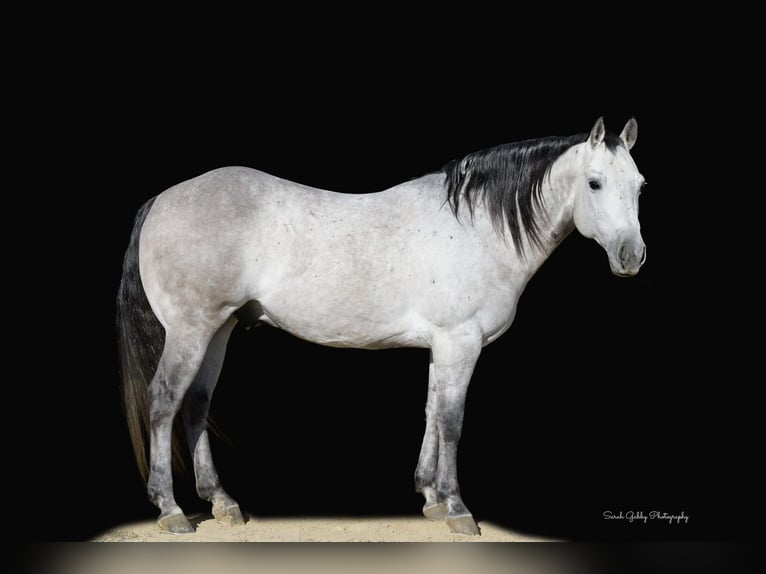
[[117, 197, 186, 481]]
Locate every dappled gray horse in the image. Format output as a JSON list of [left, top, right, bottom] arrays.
[[118, 118, 646, 535]]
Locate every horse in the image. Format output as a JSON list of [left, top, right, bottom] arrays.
[[117, 117, 646, 535]]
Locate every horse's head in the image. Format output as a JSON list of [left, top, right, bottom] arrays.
[[572, 117, 646, 277]]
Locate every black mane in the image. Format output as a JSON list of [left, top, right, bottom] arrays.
[[443, 132, 623, 256]]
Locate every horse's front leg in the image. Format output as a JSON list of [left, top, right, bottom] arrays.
[[430, 329, 482, 535], [415, 358, 446, 520]]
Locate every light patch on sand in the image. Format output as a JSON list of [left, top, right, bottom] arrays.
[[93, 515, 556, 542]]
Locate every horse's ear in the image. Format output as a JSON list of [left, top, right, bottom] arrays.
[[620, 117, 638, 151], [589, 117, 605, 148]]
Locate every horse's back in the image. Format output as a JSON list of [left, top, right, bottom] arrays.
[[146, 165, 433, 226], [148, 166, 319, 217]]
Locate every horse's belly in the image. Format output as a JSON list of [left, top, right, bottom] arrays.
[[273, 320, 424, 349], [255, 280, 431, 349]]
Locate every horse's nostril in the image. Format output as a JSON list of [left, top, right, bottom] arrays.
[[618, 243, 628, 264], [640, 244, 647, 265]]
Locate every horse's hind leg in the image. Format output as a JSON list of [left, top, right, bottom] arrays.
[[147, 325, 216, 533], [181, 316, 244, 526]]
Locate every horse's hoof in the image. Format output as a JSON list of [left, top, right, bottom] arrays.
[[158, 513, 195, 534], [423, 502, 448, 521], [446, 513, 480, 536], [213, 502, 245, 526]]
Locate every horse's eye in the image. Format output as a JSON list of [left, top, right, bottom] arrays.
[[588, 179, 601, 191]]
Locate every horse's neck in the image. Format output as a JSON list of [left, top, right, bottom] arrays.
[[520, 153, 578, 272], [543, 165, 578, 247]]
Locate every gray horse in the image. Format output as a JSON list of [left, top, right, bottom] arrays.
[[118, 117, 645, 535]]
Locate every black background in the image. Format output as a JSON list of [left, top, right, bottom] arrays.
[[12, 15, 757, 550]]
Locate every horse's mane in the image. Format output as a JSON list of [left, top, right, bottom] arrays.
[[443, 132, 623, 257]]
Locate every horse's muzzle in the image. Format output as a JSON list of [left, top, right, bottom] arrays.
[[610, 238, 646, 277]]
